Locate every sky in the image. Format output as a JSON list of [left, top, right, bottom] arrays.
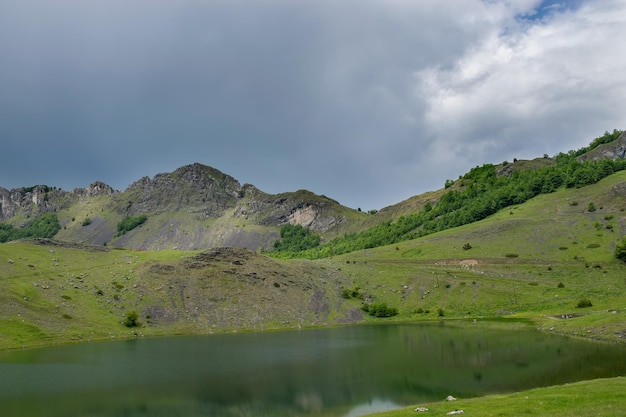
[[1, 0, 625, 210]]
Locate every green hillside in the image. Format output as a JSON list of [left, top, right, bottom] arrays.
[[1, 170, 625, 350], [271, 130, 626, 259]]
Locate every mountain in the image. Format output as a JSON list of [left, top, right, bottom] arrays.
[[1, 130, 625, 254], [0, 163, 366, 250]]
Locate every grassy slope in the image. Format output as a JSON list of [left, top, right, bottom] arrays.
[[372, 377, 626, 417], [0, 241, 356, 350], [329, 170, 626, 341]]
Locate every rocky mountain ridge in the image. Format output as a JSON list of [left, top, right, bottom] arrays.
[[2, 130, 625, 251], [0, 163, 365, 250]]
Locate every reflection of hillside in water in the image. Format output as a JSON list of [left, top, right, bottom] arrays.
[[0, 323, 625, 417]]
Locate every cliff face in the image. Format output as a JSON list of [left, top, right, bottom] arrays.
[[0, 163, 361, 250], [235, 186, 347, 232], [0, 185, 69, 221]]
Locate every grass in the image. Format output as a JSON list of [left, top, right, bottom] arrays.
[[369, 377, 626, 417]]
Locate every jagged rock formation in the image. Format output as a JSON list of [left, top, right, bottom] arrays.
[[121, 163, 241, 217], [0, 185, 69, 221]]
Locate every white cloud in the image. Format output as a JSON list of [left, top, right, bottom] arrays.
[[415, 0, 626, 171]]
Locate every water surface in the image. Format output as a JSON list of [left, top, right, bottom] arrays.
[[0, 322, 624, 416]]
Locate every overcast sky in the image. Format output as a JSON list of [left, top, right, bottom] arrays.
[[1, 0, 624, 210]]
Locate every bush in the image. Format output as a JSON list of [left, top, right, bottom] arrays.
[[588, 202, 596, 212], [341, 287, 362, 299], [117, 215, 148, 235], [82, 217, 92, 226], [123, 310, 140, 327], [615, 238, 626, 262], [362, 302, 398, 318], [576, 299, 593, 308]]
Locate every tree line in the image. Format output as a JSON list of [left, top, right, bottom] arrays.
[[0, 213, 61, 243]]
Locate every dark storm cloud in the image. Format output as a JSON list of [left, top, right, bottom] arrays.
[[1, 0, 625, 209]]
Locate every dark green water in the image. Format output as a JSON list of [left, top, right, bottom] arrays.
[[0, 322, 625, 417]]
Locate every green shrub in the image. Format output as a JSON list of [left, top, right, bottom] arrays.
[[123, 311, 140, 327], [615, 238, 626, 262], [362, 302, 398, 318], [341, 287, 362, 299], [117, 215, 148, 235], [576, 299, 593, 308], [82, 217, 92, 226], [588, 202, 596, 212]]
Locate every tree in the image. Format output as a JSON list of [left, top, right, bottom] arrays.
[[0, 213, 61, 243], [272, 224, 320, 253]]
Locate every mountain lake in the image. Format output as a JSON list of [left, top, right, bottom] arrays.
[[0, 322, 625, 417]]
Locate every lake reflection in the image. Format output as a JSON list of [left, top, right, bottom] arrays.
[[0, 322, 625, 417]]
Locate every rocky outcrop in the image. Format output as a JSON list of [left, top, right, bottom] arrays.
[[80, 181, 116, 197], [235, 187, 347, 232], [0, 185, 72, 220], [578, 131, 626, 162], [121, 163, 242, 216]]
